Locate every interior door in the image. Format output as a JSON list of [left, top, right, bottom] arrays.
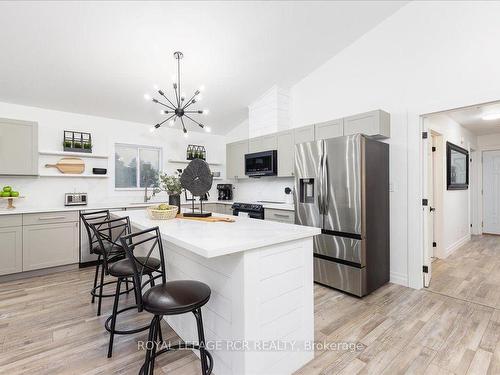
[[483, 150, 500, 234]]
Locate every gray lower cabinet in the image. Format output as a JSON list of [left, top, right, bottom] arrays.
[[0, 118, 38, 176], [22, 213, 79, 271], [264, 209, 295, 224], [226, 140, 249, 179], [0, 225, 23, 275], [277, 130, 294, 177]]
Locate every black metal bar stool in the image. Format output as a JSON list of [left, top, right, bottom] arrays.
[[92, 216, 163, 358], [81, 210, 133, 316], [120, 227, 213, 375]]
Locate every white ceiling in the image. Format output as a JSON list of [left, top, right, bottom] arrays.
[[447, 102, 500, 135], [0, 1, 406, 134]]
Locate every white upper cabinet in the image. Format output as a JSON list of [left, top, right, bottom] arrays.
[[249, 134, 278, 153], [0, 118, 38, 176], [315, 119, 343, 140], [343, 110, 390, 139], [294, 125, 315, 144], [226, 140, 249, 179], [277, 130, 294, 177]]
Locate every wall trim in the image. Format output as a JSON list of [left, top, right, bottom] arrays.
[[390, 271, 408, 287], [444, 234, 470, 258]]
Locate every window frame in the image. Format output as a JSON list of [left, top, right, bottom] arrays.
[[114, 143, 162, 190]]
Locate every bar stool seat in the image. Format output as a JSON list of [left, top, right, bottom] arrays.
[[142, 280, 211, 316], [92, 243, 123, 256], [109, 257, 161, 278]]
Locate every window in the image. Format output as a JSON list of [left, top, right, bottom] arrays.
[[115, 144, 161, 188]]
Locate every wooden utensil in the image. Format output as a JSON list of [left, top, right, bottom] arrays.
[[176, 214, 235, 223], [45, 157, 85, 174]]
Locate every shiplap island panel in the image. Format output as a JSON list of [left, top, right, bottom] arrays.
[[113, 210, 320, 375]]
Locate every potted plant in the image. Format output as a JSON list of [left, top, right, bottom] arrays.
[[159, 171, 183, 214]]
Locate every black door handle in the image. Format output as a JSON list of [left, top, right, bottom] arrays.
[[430, 207, 435, 212]]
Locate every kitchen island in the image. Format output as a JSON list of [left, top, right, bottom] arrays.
[[113, 209, 320, 375]]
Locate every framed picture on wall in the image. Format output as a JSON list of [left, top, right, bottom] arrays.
[[446, 141, 469, 190]]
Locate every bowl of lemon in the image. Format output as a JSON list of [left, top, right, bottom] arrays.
[[147, 203, 178, 220]]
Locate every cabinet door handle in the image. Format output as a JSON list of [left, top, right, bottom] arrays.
[[273, 213, 291, 218], [38, 216, 67, 220]]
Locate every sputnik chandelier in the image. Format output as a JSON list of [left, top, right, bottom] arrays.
[[144, 51, 209, 137]]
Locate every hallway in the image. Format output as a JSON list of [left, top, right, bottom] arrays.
[[429, 235, 500, 309]]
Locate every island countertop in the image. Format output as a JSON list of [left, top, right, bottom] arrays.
[[113, 209, 320, 258]]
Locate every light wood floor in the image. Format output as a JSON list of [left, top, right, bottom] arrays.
[[429, 235, 500, 309], [1, 262, 500, 374]]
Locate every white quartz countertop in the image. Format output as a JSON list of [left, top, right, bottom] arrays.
[[0, 200, 294, 216], [113, 209, 319, 258], [0, 202, 158, 216]]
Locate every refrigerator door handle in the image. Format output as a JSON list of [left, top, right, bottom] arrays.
[[317, 152, 324, 214], [322, 154, 329, 213]]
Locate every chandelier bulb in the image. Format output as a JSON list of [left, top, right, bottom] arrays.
[[173, 83, 177, 89], [152, 98, 158, 103], [197, 95, 203, 101], [199, 85, 205, 92], [143, 94, 151, 101], [203, 109, 209, 115], [195, 90, 200, 96], [153, 84, 159, 90], [205, 126, 211, 133], [158, 89, 164, 96], [183, 132, 188, 138]]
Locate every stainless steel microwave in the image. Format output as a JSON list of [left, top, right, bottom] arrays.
[[245, 150, 278, 177]]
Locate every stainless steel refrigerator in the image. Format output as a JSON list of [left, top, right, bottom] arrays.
[[294, 134, 389, 296]]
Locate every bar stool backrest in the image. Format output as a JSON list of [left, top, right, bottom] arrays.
[[80, 210, 111, 255], [120, 227, 166, 312], [91, 216, 131, 272]]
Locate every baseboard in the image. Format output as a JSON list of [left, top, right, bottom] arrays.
[[444, 234, 471, 258], [0, 263, 79, 283], [390, 271, 408, 286]]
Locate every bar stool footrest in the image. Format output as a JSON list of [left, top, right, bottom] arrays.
[[104, 305, 151, 335], [139, 343, 213, 375], [90, 279, 134, 299]]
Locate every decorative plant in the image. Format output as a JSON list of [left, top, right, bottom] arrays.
[[83, 142, 92, 150], [159, 171, 183, 196]]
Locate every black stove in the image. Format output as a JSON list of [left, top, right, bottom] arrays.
[[231, 202, 264, 219]]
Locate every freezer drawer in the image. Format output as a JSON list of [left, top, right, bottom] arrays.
[[313, 256, 366, 297], [314, 233, 365, 266]]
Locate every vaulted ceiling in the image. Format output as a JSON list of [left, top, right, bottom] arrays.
[[0, 1, 406, 134]]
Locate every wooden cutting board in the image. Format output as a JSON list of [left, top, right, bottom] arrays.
[[176, 214, 235, 223], [45, 157, 85, 174]]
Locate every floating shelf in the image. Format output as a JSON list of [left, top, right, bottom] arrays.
[[168, 159, 222, 166], [39, 150, 109, 159], [38, 174, 109, 178]]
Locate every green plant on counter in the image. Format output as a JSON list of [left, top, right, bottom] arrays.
[[63, 141, 72, 148], [159, 171, 183, 195], [83, 142, 92, 150], [74, 142, 82, 148]]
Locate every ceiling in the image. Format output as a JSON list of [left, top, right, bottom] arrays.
[[447, 102, 500, 135], [0, 1, 406, 135]]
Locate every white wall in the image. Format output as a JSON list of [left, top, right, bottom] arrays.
[[425, 114, 477, 257], [0, 101, 226, 209], [289, 1, 500, 288]]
